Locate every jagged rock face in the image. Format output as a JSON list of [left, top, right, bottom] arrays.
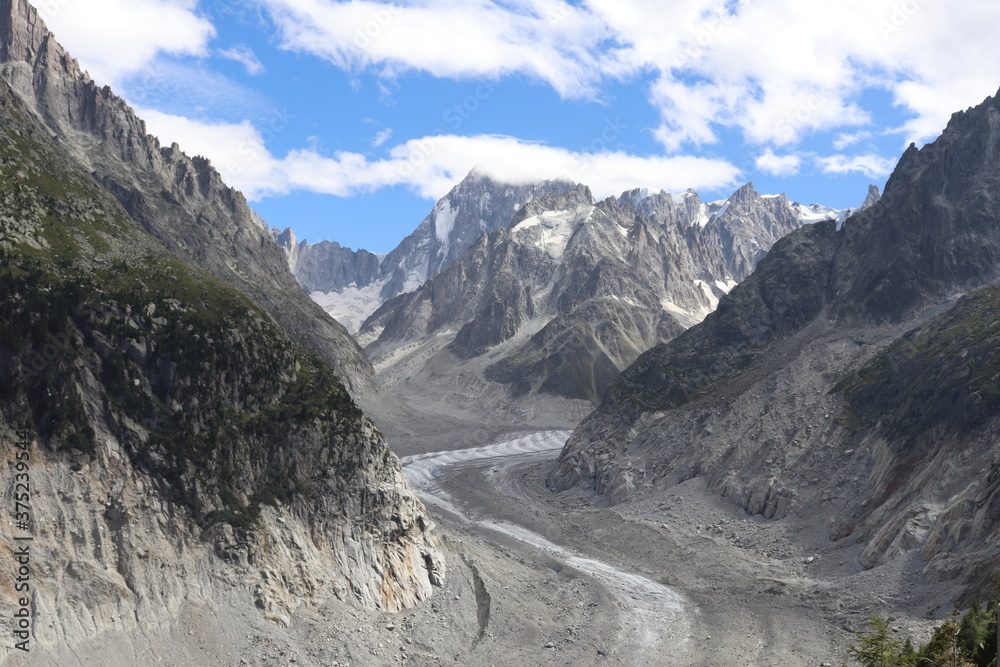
[[551, 87, 1000, 600], [279, 172, 575, 332], [379, 171, 576, 299], [835, 94, 1000, 322], [273, 227, 381, 294], [0, 7, 442, 658], [360, 181, 851, 413], [0, 0, 375, 398]]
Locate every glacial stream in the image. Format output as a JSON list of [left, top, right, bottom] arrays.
[[401, 431, 691, 662]]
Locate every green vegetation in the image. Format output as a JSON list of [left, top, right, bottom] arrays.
[[847, 602, 998, 667], [835, 282, 1000, 440], [0, 80, 367, 531], [847, 616, 911, 667]]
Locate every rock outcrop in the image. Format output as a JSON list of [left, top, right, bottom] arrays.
[[0, 2, 442, 660], [551, 87, 1000, 601], [274, 227, 381, 295], [357, 179, 863, 424], [0, 0, 375, 399]]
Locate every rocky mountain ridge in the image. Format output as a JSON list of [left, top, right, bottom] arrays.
[[355, 177, 873, 425], [274, 172, 574, 333], [0, 0, 375, 399], [551, 87, 1000, 600], [0, 1, 441, 661]]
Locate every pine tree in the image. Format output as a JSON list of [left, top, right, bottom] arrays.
[[920, 611, 975, 667], [848, 616, 908, 667]]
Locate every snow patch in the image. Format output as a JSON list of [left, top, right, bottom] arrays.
[[696, 203, 710, 227], [512, 204, 595, 260], [660, 299, 708, 329], [402, 268, 427, 293], [791, 202, 848, 226], [310, 281, 388, 334], [714, 279, 738, 294], [434, 199, 458, 245], [694, 280, 720, 310], [710, 201, 731, 222]]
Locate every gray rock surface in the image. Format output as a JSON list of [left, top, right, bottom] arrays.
[[0, 0, 375, 400], [552, 86, 1000, 602], [276, 171, 575, 332], [359, 179, 861, 424], [0, 4, 442, 662], [272, 227, 381, 295]]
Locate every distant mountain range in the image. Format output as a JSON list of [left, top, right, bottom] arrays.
[[273, 174, 574, 332], [277, 171, 876, 424]]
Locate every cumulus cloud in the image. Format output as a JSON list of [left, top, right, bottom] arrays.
[[40, 0, 215, 86], [755, 149, 801, 177], [41, 0, 1000, 208], [258, 0, 1000, 149], [260, 0, 611, 98], [138, 110, 741, 202], [816, 153, 897, 178]]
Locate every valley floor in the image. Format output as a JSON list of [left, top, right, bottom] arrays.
[[4, 429, 957, 667], [383, 427, 955, 666]]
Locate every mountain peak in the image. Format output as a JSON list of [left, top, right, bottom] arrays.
[[729, 182, 760, 202], [861, 184, 881, 210], [509, 183, 595, 227], [0, 0, 89, 84], [452, 167, 576, 195]]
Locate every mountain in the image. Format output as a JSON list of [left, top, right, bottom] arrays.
[[0, 0, 441, 660], [0, 0, 375, 399], [357, 179, 869, 425], [274, 171, 574, 332], [551, 87, 1000, 600]]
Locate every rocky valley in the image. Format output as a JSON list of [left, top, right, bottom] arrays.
[[290, 171, 872, 428], [2, 0, 1000, 665]]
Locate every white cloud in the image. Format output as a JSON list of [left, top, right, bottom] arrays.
[[260, 0, 611, 98], [258, 0, 1000, 150], [39, 0, 215, 86], [833, 131, 873, 151], [138, 110, 740, 202], [218, 44, 265, 75], [372, 128, 393, 147], [816, 153, 897, 178], [755, 149, 801, 177]]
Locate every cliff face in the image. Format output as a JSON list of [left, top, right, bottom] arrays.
[[274, 227, 381, 295], [0, 0, 375, 399], [551, 87, 1000, 600], [276, 172, 577, 334], [358, 180, 856, 423], [0, 2, 442, 659]]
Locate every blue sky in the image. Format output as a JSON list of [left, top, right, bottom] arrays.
[[39, 0, 1000, 253]]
